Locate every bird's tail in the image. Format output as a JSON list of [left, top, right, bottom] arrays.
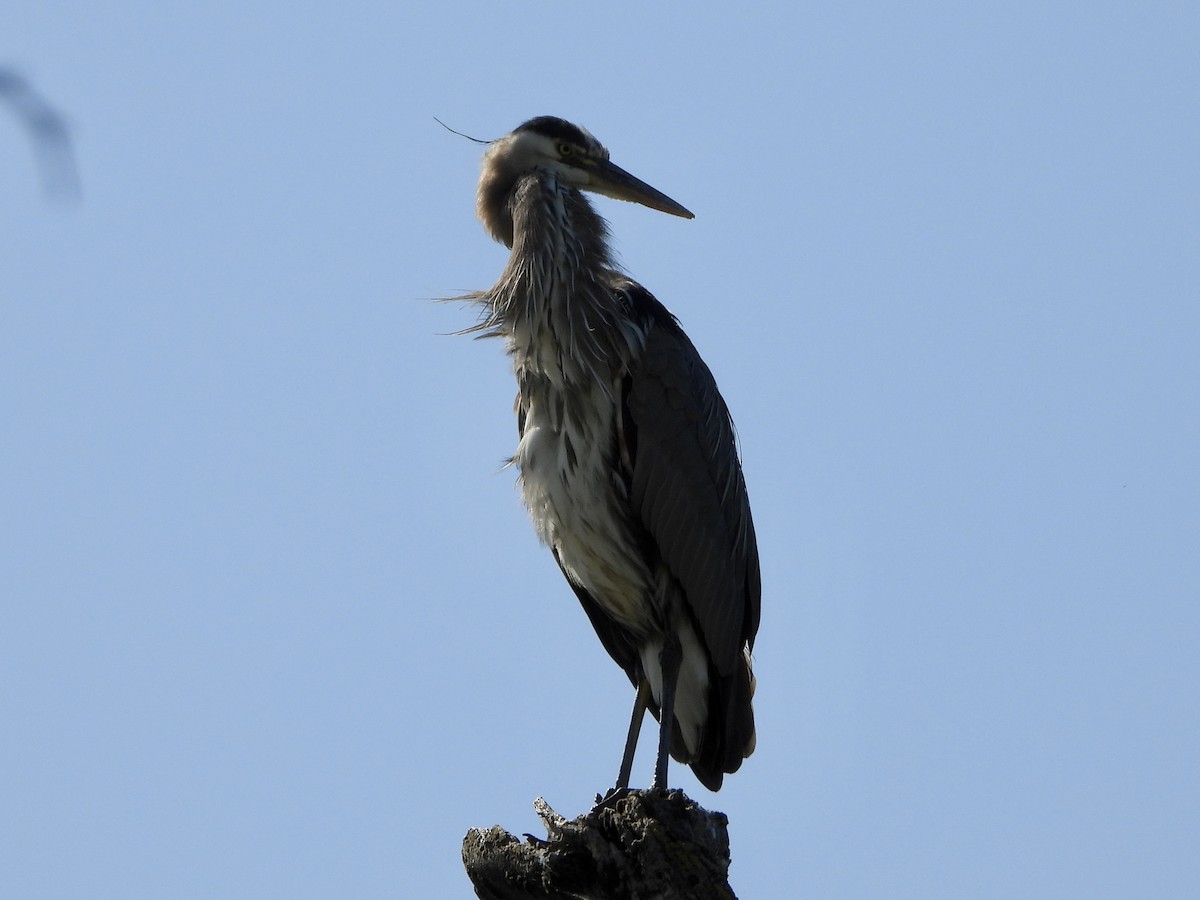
[[676, 649, 756, 792]]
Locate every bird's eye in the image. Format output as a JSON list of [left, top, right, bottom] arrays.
[[558, 143, 574, 157]]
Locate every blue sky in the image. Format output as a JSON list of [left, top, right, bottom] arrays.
[[3, 3, 1197, 897]]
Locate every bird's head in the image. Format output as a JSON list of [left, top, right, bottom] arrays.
[[476, 116, 693, 246]]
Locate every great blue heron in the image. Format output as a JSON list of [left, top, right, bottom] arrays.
[[460, 116, 760, 792]]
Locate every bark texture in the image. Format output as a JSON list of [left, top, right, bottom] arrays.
[[462, 789, 737, 899]]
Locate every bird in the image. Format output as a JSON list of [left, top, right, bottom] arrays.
[[458, 116, 760, 792]]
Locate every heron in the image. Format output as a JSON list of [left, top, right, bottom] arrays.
[[459, 116, 760, 792]]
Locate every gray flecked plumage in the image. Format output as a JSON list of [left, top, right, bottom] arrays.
[[459, 116, 759, 791]]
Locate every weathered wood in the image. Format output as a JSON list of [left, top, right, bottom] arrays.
[[462, 789, 737, 899]]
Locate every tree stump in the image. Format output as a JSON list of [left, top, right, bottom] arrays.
[[462, 789, 737, 899]]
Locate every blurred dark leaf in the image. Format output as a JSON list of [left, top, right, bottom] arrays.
[[1, 66, 81, 202]]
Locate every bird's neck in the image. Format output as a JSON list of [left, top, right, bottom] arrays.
[[487, 172, 640, 390]]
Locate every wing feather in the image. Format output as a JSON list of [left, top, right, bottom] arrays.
[[624, 302, 760, 675]]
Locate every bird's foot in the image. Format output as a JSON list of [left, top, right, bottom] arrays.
[[592, 785, 634, 811]]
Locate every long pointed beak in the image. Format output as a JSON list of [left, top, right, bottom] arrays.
[[587, 159, 694, 219]]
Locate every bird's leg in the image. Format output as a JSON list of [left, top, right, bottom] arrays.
[[652, 632, 683, 791], [614, 679, 651, 791], [594, 681, 651, 808]]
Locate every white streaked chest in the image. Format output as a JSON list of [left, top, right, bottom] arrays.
[[513, 379, 654, 633]]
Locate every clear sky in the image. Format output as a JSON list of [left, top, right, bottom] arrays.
[[3, 3, 1197, 897]]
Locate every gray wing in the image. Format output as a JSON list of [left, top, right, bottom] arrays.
[[623, 310, 760, 675]]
